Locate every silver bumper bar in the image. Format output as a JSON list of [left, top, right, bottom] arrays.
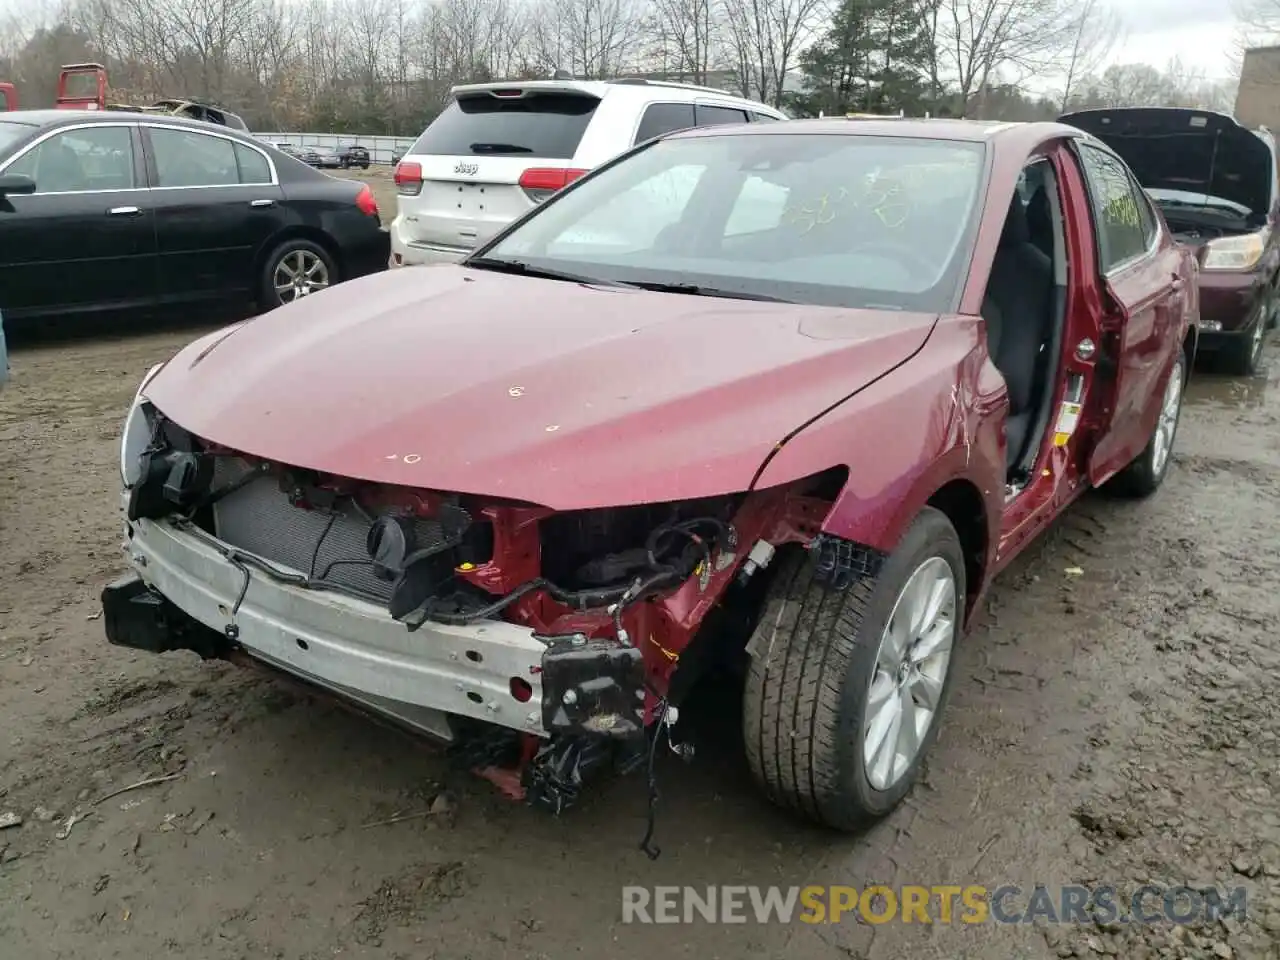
[[123, 508, 549, 737]]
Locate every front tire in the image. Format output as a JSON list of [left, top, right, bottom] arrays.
[[1223, 308, 1267, 375], [1109, 349, 1185, 498], [743, 508, 966, 831], [259, 239, 337, 310]]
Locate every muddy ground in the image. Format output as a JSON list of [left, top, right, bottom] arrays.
[[1, 310, 1278, 959]]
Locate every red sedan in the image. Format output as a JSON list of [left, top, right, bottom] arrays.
[[103, 117, 1195, 835]]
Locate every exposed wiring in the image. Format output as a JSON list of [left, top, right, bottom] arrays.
[[639, 697, 670, 860]]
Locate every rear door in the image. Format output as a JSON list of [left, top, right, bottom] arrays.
[[394, 87, 600, 257], [1074, 140, 1186, 485], [0, 121, 157, 319], [142, 123, 286, 305]]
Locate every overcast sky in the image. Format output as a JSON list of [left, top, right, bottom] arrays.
[[1111, 0, 1239, 80]]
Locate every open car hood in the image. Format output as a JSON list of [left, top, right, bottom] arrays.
[[1060, 108, 1276, 218], [143, 265, 937, 510]]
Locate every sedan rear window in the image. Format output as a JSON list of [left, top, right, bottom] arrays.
[[483, 133, 986, 312], [408, 92, 599, 158]]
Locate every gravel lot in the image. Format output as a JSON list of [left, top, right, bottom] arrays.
[[1, 299, 1278, 957]]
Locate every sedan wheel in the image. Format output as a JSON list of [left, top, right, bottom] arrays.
[[259, 240, 338, 310], [863, 557, 956, 791], [1109, 349, 1186, 497], [743, 507, 965, 830], [274, 249, 330, 303]]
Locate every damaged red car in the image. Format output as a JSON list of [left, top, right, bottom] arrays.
[[104, 118, 1196, 839]]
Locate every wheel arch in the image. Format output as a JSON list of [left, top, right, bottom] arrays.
[[252, 227, 344, 294], [925, 478, 989, 621]]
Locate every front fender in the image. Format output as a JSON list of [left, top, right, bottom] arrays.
[[753, 315, 1006, 572]]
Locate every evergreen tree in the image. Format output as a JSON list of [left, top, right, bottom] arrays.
[[795, 0, 932, 117]]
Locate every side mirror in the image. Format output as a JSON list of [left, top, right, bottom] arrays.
[[0, 174, 36, 196]]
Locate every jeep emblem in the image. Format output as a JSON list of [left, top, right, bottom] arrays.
[[454, 161, 478, 176]]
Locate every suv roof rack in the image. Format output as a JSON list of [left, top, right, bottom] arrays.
[[607, 77, 738, 98]]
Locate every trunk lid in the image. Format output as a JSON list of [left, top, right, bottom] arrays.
[[1060, 107, 1277, 219], [396, 87, 601, 254]]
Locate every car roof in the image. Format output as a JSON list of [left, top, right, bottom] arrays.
[[447, 78, 785, 115], [1, 109, 254, 136], [665, 116, 1087, 151]]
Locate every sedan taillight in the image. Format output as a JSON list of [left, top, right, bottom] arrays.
[[518, 167, 587, 203], [355, 185, 378, 218], [394, 161, 423, 197]]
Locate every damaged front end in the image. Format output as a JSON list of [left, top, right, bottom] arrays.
[[106, 391, 839, 842]]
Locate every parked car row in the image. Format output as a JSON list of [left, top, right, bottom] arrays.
[[268, 140, 370, 170], [106, 109, 1207, 838], [0, 111, 390, 327]]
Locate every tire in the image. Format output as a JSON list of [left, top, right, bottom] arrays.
[[259, 239, 338, 310], [743, 507, 966, 831], [1108, 348, 1186, 498], [1223, 308, 1267, 375], [361, 162, 369, 170]]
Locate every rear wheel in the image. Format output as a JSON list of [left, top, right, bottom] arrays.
[[259, 239, 337, 310], [1109, 349, 1185, 497], [743, 508, 965, 830]]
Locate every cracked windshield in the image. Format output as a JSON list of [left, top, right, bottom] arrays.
[[487, 134, 985, 310]]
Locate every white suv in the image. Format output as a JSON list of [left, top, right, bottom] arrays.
[[389, 78, 787, 266]]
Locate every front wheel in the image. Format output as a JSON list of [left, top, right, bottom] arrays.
[[743, 508, 966, 831], [1223, 308, 1267, 375], [259, 239, 337, 310], [1109, 349, 1185, 497]]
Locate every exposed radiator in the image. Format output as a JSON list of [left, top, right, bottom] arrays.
[[210, 459, 445, 602]]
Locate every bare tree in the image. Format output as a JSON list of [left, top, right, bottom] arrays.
[[530, 0, 645, 77], [646, 0, 720, 82], [935, 0, 1073, 117], [1055, 0, 1120, 111], [721, 0, 827, 105]]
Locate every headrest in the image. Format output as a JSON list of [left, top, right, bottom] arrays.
[[999, 193, 1030, 248]]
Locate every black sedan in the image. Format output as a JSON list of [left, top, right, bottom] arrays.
[[0, 112, 389, 326]]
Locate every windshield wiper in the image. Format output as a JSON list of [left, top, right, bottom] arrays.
[[465, 257, 627, 287], [621, 280, 796, 303], [469, 142, 534, 153]]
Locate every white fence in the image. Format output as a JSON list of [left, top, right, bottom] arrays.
[[252, 132, 418, 166]]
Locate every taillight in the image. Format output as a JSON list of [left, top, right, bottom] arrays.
[[355, 184, 378, 217], [518, 167, 587, 203], [394, 161, 423, 197]]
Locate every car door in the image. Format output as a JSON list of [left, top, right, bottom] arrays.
[[1073, 140, 1185, 485], [142, 123, 285, 305], [0, 122, 156, 320]]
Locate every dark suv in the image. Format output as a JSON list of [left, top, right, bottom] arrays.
[[339, 144, 370, 169]]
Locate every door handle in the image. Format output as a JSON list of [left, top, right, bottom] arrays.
[[249, 199, 275, 208], [108, 206, 141, 216]]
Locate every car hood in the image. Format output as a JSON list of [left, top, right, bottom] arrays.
[[144, 266, 937, 510], [1060, 108, 1276, 217]]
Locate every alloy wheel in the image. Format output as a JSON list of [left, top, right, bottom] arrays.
[[274, 250, 330, 303], [1150, 358, 1184, 477], [863, 556, 957, 791]]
